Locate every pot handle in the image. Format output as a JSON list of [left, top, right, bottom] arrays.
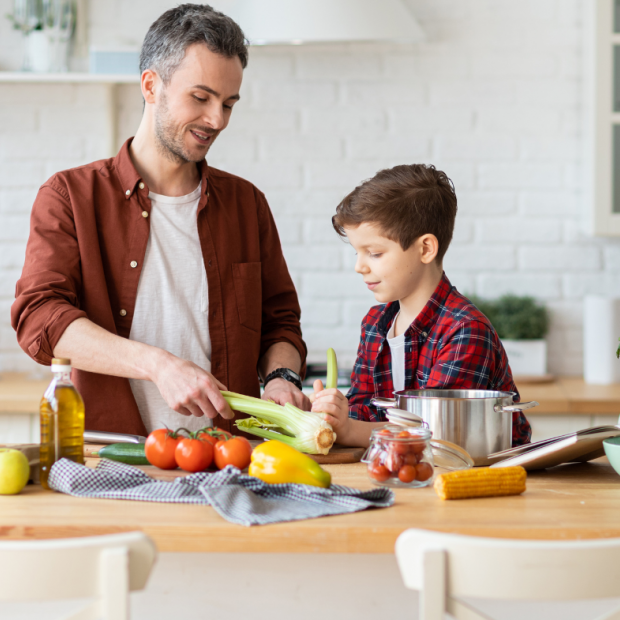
[[371, 397, 397, 409], [495, 400, 539, 413]]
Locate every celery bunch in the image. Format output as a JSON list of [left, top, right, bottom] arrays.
[[222, 391, 335, 455]]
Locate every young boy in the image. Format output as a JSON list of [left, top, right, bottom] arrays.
[[311, 164, 532, 448]]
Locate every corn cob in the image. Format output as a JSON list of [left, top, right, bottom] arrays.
[[434, 466, 526, 500]]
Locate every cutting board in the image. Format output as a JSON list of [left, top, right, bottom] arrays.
[[84, 441, 364, 482]]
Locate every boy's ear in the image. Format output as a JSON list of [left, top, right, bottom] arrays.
[[419, 234, 439, 264]]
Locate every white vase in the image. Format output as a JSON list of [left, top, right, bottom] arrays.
[[501, 339, 547, 377], [28, 30, 50, 72]]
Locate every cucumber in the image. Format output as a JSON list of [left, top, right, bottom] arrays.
[[95, 443, 149, 465]]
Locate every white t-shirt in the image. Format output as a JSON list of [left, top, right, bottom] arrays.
[[386, 312, 406, 393], [128, 184, 213, 434]]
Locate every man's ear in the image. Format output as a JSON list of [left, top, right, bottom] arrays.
[[419, 234, 439, 264], [141, 70, 159, 105]]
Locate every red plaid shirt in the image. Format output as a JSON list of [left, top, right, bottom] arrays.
[[347, 273, 532, 447]]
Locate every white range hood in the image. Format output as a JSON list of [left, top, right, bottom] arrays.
[[211, 0, 425, 45]]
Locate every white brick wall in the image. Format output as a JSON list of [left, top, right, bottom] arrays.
[[0, 0, 619, 377]]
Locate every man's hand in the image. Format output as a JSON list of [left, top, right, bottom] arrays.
[[153, 354, 233, 419], [262, 377, 311, 410]]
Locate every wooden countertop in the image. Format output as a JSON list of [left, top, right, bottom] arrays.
[[2, 373, 619, 416], [2, 459, 620, 553]]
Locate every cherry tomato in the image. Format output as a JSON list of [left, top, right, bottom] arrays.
[[378, 428, 393, 437], [368, 459, 390, 482], [214, 436, 253, 470], [412, 441, 426, 456], [175, 437, 214, 473], [393, 432, 411, 455], [415, 462, 434, 482], [398, 464, 417, 483], [404, 451, 419, 466], [145, 429, 179, 470]]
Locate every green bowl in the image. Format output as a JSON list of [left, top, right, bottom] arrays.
[[603, 437, 620, 475]]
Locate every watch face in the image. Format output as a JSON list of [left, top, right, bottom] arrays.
[[284, 369, 301, 381]]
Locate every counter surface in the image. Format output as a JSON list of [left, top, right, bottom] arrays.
[[2, 459, 620, 553], [3, 373, 620, 416]]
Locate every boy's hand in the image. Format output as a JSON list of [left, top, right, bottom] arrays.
[[311, 379, 351, 442]]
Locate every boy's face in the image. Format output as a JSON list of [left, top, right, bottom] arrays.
[[345, 223, 437, 304]]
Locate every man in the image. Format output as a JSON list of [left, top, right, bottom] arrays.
[[11, 4, 308, 436]]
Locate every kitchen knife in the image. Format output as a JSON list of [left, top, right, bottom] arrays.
[[84, 430, 147, 444]]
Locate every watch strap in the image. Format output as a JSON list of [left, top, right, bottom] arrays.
[[263, 368, 303, 391]]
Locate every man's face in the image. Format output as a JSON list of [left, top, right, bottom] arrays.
[[345, 223, 429, 304], [153, 43, 243, 164]]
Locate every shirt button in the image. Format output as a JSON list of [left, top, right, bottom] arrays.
[[422, 332, 428, 337], [142, 211, 149, 218], [125, 190, 130, 196], [139, 182, 145, 189], [130, 261, 138, 268], [119, 309, 127, 317]]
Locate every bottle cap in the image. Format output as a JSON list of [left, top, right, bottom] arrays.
[[51, 358, 71, 366]]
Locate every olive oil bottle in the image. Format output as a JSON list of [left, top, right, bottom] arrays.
[[39, 358, 85, 490]]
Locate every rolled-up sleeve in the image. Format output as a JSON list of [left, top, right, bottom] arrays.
[[11, 182, 87, 365], [255, 189, 307, 373]]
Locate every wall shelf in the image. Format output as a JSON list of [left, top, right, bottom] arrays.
[[0, 71, 140, 156], [0, 71, 139, 83]]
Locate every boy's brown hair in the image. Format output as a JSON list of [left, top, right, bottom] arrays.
[[332, 164, 457, 262]]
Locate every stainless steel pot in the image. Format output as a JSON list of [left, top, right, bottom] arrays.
[[371, 390, 538, 466]]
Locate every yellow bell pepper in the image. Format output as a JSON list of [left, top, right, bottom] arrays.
[[249, 440, 332, 488]]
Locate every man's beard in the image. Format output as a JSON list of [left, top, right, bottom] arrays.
[[154, 90, 217, 164]]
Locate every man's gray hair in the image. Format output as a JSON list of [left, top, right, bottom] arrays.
[[140, 4, 248, 84]]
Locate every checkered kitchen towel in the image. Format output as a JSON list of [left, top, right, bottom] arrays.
[[48, 458, 394, 526]]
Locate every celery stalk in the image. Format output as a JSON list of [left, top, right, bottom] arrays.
[[222, 391, 336, 455]]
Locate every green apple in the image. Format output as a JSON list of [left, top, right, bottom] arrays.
[[0, 449, 30, 495]]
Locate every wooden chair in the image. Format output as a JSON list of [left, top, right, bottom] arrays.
[[395, 528, 620, 620], [0, 531, 156, 620]]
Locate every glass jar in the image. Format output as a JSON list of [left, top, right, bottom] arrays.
[[363, 425, 435, 488]]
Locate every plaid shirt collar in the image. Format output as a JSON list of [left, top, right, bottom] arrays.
[[375, 272, 454, 338]]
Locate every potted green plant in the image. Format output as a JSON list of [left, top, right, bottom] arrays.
[[471, 295, 549, 377]]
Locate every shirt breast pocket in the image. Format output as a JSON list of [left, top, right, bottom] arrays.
[[232, 262, 262, 332]]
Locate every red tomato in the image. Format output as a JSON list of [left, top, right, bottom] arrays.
[[214, 437, 253, 470], [175, 438, 214, 473], [415, 462, 434, 482], [398, 464, 417, 483], [145, 429, 179, 470], [368, 459, 390, 482]]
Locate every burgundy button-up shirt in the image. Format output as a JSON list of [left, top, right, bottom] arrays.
[[11, 139, 306, 436]]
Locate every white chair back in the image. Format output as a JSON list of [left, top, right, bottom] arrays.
[[396, 529, 620, 620], [0, 531, 156, 620]]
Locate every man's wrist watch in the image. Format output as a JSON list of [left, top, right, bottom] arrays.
[[263, 368, 303, 391]]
